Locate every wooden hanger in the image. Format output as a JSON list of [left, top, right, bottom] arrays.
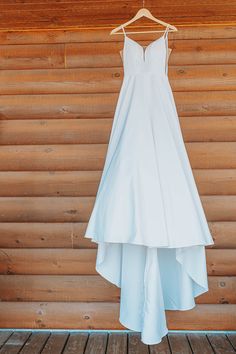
[[110, 7, 178, 36], [110, 7, 178, 61]]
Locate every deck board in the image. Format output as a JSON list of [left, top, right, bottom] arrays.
[[0, 331, 31, 354], [20, 332, 50, 354], [0, 330, 235, 354]]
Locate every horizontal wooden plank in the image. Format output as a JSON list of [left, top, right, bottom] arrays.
[[202, 196, 236, 221], [0, 302, 235, 330], [0, 67, 121, 95], [0, 221, 234, 249], [0, 196, 93, 222], [0, 14, 236, 32], [1, 25, 236, 45], [0, 196, 234, 222], [1, 91, 236, 119], [1, 1, 235, 13], [193, 169, 236, 195], [0, 6, 236, 31], [0, 171, 102, 196], [0, 143, 235, 170], [0, 222, 95, 249], [0, 275, 119, 302], [209, 222, 236, 249], [207, 249, 236, 275], [0, 117, 236, 145], [0, 275, 235, 304], [0, 119, 111, 145], [0, 43, 65, 70], [187, 142, 236, 169], [1, 65, 236, 94], [0, 93, 114, 119], [0, 248, 97, 275], [1, 0, 234, 5], [0, 249, 235, 275], [0, 4, 234, 21], [170, 64, 236, 91], [7, 34, 236, 75], [0, 144, 107, 171], [202, 276, 236, 304], [181, 116, 236, 142], [66, 38, 236, 68], [0, 169, 235, 197], [4, 19, 236, 33]]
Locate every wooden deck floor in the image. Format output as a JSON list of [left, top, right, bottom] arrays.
[[0, 330, 235, 354]]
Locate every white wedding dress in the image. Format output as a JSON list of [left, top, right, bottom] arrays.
[[84, 25, 215, 345]]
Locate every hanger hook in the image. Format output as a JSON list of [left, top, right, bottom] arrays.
[[142, 0, 145, 8]]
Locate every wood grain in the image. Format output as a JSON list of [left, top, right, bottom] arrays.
[[0, 117, 236, 145], [0, 43, 65, 70], [0, 24, 235, 331], [0, 143, 235, 170], [0, 3, 236, 31], [0, 275, 235, 304], [0, 302, 235, 330], [65, 38, 236, 68], [0, 248, 235, 275], [0, 170, 235, 197], [0, 196, 234, 222], [0, 25, 236, 46], [0, 65, 236, 94], [1, 91, 236, 119], [0, 221, 235, 249]]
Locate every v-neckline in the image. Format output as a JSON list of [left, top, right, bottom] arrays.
[[124, 32, 166, 62]]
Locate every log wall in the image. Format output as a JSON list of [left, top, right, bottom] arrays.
[[0, 24, 236, 330]]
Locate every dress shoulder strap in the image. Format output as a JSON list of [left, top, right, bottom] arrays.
[[164, 26, 170, 75], [164, 25, 169, 38], [121, 25, 127, 37]]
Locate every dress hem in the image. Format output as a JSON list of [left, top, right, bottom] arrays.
[[93, 238, 209, 346], [119, 315, 169, 345], [85, 234, 214, 248]]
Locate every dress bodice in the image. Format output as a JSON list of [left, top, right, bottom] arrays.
[[121, 25, 170, 77]]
